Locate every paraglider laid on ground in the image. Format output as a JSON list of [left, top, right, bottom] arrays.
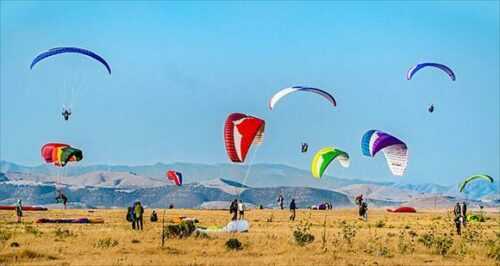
[[224, 113, 265, 163], [361, 130, 408, 176], [387, 206, 417, 213], [311, 147, 350, 178], [36, 217, 104, 224], [0, 205, 48, 211], [196, 219, 249, 233]]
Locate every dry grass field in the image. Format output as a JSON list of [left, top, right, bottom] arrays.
[[0, 208, 499, 266]]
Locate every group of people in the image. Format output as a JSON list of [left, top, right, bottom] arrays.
[[276, 194, 297, 221], [453, 201, 468, 235], [126, 201, 144, 230], [229, 199, 245, 221]]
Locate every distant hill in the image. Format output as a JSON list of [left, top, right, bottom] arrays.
[[0, 161, 497, 206]]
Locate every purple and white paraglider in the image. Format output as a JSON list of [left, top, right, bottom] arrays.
[[361, 130, 408, 176], [406, 63, 455, 81]]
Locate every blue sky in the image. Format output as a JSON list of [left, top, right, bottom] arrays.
[[1, 1, 498, 185]]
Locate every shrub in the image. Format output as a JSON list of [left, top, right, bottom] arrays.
[[375, 220, 385, 228], [164, 220, 196, 239], [398, 230, 415, 254], [418, 232, 434, 249], [433, 234, 453, 256], [341, 222, 357, 245], [10, 242, 20, 248], [485, 233, 500, 261], [54, 228, 73, 239], [131, 239, 140, 244], [225, 238, 243, 251], [0, 229, 12, 243], [24, 225, 42, 237], [293, 220, 315, 246], [95, 238, 118, 249]]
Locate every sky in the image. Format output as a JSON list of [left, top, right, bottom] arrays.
[[1, 1, 498, 185]]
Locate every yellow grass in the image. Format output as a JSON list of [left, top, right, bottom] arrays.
[[0, 208, 498, 265]]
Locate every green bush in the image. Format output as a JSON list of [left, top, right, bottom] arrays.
[[164, 220, 196, 239], [225, 238, 243, 251], [293, 220, 315, 246], [341, 222, 357, 245], [375, 220, 385, 228]]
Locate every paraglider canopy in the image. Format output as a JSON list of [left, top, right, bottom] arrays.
[[407, 63, 455, 81], [361, 130, 408, 176], [224, 113, 265, 163], [41, 143, 83, 167], [311, 147, 350, 178], [167, 170, 183, 186], [459, 174, 494, 192], [269, 86, 336, 110], [31, 47, 111, 74]]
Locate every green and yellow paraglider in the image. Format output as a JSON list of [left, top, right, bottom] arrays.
[[458, 174, 494, 192], [311, 147, 350, 178]]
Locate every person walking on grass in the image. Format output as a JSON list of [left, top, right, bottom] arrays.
[[277, 193, 284, 210], [461, 201, 467, 227], [453, 202, 462, 235], [289, 198, 296, 221], [15, 199, 23, 223], [134, 201, 144, 230]]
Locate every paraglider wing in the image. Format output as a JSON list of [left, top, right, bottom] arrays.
[[406, 63, 455, 81], [167, 170, 183, 186], [361, 130, 408, 176], [311, 147, 350, 178], [269, 86, 336, 110], [41, 143, 83, 167], [31, 47, 111, 74], [459, 174, 494, 192], [224, 113, 265, 163]]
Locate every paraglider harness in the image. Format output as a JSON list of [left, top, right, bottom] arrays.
[[62, 108, 72, 121], [301, 143, 308, 153], [55, 191, 68, 206], [428, 104, 434, 113]]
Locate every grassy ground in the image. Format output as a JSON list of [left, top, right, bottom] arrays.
[[0, 208, 498, 266]]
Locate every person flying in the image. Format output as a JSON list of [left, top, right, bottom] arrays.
[[62, 108, 72, 121]]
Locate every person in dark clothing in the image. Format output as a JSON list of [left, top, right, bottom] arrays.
[[150, 210, 158, 222], [461, 202, 467, 227], [56, 191, 68, 209], [229, 199, 238, 221], [360, 201, 368, 221], [61, 108, 72, 121], [15, 199, 23, 223], [289, 199, 296, 221], [453, 202, 462, 235], [127, 206, 136, 229], [134, 201, 144, 230], [355, 194, 363, 207], [277, 194, 284, 210]]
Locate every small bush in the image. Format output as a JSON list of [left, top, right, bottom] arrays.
[[293, 220, 315, 246], [485, 234, 500, 261], [164, 220, 196, 239], [341, 222, 357, 245], [398, 230, 415, 254], [433, 234, 453, 256], [194, 231, 210, 239], [404, 224, 411, 229], [24, 225, 42, 237], [10, 242, 20, 248], [418, 233, 434, 248], [0, 229, 12, 242], [225, 238, 243, 251], [131, 239, 140, 244], [54, 228, 73, 239], [375, 220, 385, 228], [95, 238, 118, 249]]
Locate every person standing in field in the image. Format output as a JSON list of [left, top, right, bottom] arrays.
[[461, 201, 467, 227], [229, 199, 238, 221], [277, 194, 284, 210], [360, 200, 368, 221], [453, 202, 462, 235], [15, 199, 23, 223], [289, 198, 296, 221], [134, 201, 144, 230], [238, 200, 245, 220]]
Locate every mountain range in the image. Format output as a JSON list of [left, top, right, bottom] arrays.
[[0, 160, 497, 209]]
